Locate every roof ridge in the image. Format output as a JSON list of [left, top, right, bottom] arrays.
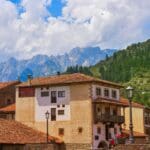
[[17, 73, 122, 88]]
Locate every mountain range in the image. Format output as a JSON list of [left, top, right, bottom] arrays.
[[0, 47, 116, 81], [64, 39, 150, 106]]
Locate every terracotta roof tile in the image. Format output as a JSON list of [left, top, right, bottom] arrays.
[[0, 119, 63, 144], [120, 97, 144, 108], [0, 104, 15, 113], [93, 97, 128, 107], [17, 73, 122, 88], [0, 81, 20, 90]]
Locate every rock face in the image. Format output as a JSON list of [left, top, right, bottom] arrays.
[[0, 47, 116, 81]]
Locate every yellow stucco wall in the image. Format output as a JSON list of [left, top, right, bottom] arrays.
[[122, 107, 144, 133], [15, 83, 93, 144], [15, 88, 35, 123]]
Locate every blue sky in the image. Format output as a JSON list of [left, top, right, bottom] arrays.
[[0, 0, 150, 61], [48, 0, 65, 17], [10, 0, 65, 17]]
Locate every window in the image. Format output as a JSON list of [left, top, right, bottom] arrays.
[[97, 127, 101, 134], [104, 89, 109, 97], [58, 110, 64, 115], [78, 127, 83, 133], [62, 104, 65, 107], [57, 105, 60, 107], [112, 90, 117, 98], [58, 128, 64, 136], [41, 91, 49, 97], [95, 135, 99, 140], [51, 91, 57, 103], [58, 91, 65, 97], [51, 108, 56, 121], [19, 87, 35, 97], [96, 88, 101, 96]]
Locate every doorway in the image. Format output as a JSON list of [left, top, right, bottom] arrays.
[[51, 108, 56, 121]]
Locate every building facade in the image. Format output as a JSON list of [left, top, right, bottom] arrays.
[[0, 81, 19, 108], [16, 73, 125, 149], [0, 104, 15, 120], [121, 98, 150, 141]]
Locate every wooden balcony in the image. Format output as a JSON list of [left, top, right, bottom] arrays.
[[95, 114, 125, 124], [145, 117, 150, 125]]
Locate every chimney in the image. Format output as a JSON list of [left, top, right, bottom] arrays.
[[57, 71, 60, 76], [27, 74, 33, 86]]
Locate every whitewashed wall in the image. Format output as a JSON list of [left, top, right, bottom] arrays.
[[92, 84, 120, 101], [93, 123, 121, 149], [35, 86, 70, 121], [93, 123, 106, 149]]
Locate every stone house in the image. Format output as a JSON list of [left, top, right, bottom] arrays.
[[16, 73, 126, 149]]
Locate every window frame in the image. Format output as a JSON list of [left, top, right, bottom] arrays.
[[104, 88, 109, 97], [112, 90, 117, 99], [58, 91, 65, 98], [96, 87, 101, 96], [41, 91, 49, 97], [58, 128, 64, 136], [51, 91, 57, 103], [58, 110, 65, 115]]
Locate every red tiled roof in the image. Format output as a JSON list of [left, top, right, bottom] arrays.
[[17, 73, 123, 88], [93, 98, 128, 107], [0, 119, 63, 144], [0, 81, 20, 90], [120, 97, 144, 108], [0, 104, 15, 113], [122, 129, 147, 137]]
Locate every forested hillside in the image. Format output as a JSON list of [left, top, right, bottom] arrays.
[[92, 39, 150, 82], [65, 39, 150, 106]]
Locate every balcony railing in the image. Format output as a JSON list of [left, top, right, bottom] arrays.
[[95, 114, 125, 124], [145, 117, 150, 125]]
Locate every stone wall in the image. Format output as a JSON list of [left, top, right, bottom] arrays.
[[1, 143, 150, 150], [60, 143, 92, 150], [0, 144, 60, 150], [114, 144, 150, 150]]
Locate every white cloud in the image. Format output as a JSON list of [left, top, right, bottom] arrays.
[[0, 0, 150, 61]]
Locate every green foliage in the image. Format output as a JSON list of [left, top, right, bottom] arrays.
[[90, 39, 150, 107], [65, 65, 93, 76], [92, 39, 150, 83]]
